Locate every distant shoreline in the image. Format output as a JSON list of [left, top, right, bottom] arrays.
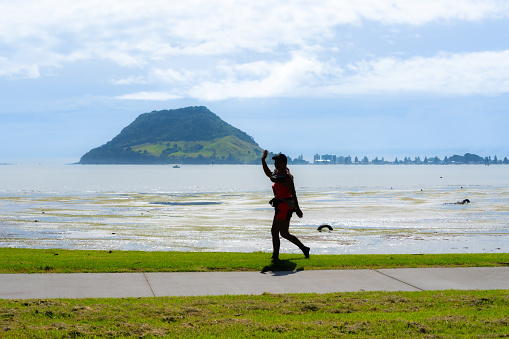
[[313, 152, 508, 165]]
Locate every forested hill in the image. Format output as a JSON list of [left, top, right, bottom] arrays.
[[79, 106, 264, 164]]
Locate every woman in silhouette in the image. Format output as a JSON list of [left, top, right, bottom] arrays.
[[262, 150, 310, 260]]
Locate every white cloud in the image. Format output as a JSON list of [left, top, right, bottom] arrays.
[[139, 50, 509, 100], [231, 61, 275, 78], [328, 50, 509, 95], [187, 54, 330, 100], [345, 0, 509, 25], [0, 57, 40, 78], [115, 91, 181, 101], [111, 76, 147, 85], [2, 0, 509, 100], [114, 49, 509, 101], [1, 1, 508, 69], [151, 68, 193, 83]]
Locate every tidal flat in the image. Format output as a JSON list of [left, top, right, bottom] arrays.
[[1, 164, 508, 254]]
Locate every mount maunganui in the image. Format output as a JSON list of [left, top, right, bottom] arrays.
[[79, 106, 264, 164]]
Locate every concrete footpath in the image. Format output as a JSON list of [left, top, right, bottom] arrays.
[[1, 267, 509, 299]]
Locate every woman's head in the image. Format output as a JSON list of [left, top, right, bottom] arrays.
[[272, 153, 287, 171]]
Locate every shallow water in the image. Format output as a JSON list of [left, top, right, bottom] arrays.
[[0, 164, 508, 254]]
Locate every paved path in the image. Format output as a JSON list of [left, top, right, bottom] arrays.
[[1, 267, 508, 299]]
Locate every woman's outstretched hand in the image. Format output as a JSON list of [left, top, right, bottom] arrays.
[[262, 150, 268, 160]]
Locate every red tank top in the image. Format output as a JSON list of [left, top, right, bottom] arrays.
[[272, 181, 292, 199]]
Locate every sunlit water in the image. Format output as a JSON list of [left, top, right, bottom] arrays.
[[1, 164, 508, 254]]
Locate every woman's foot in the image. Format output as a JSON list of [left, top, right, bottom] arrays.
[[271, 255, 279, 261], [303, 247, 310, 259]]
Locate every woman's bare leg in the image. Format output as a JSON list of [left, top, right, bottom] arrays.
[[272, 219, 310, 258], [271, 219, 282, 259]]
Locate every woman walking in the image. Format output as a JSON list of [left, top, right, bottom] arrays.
[[262, 150, 310, 260]]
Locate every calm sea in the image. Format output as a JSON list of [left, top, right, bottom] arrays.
[[1, 164, 508, 254]]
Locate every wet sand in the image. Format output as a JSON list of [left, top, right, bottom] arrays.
[[1, 187, 508, 254]]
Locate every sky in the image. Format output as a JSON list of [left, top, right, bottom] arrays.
[[1, 0, 509, 163]]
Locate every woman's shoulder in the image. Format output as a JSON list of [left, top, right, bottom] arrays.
[[282, 172, 294, 184], [270, 174, 286, 183], [270, 169, 293, 183]]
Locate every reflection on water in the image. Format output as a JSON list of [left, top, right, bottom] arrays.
[[0, 164, 508, 254]]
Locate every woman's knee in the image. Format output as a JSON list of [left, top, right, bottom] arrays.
[[280, 231, 292, 239], [273, 219, 287, 228]]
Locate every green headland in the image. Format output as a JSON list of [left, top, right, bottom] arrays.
[[79, 106, 264, 164]]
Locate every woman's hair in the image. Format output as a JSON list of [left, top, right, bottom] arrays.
[[274, 167, 291, 176]]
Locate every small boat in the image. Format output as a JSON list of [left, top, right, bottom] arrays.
[[173, 165, 180, 168]]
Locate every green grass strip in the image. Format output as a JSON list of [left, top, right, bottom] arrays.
[[1, 290, 509, 338], [1, 248, 508, 273]]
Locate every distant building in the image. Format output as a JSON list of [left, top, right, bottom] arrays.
[[314, 154, 336, 164], [312, 152, 507, 165]]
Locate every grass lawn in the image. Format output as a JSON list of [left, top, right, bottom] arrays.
[[1, 290, 508, 338], [1, 248, 509, 273], [1, 249, 508, 338]]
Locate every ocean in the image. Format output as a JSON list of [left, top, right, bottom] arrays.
[[0, 164, 508, 254]]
